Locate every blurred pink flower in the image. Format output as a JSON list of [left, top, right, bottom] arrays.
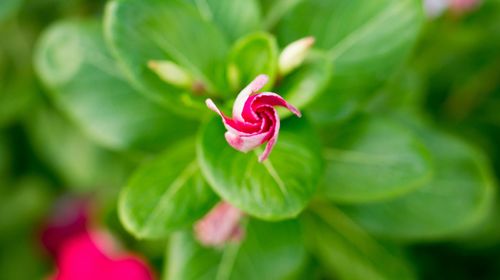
[[450, 0, 481, 13], [40, 197, 89, 258], [206, 74, 301, 162], [53, 231, 154, 280], [194, 202, 244, 247], [40, 196, 155, 280], [424, 0, 481, 17]]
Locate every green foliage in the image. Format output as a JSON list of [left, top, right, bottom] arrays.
[[341, 119, 496, 240], [304, 204, 416, 280], [26, 105, 130, 190], [185, 0, 262, 42], [277, 0, 424, 122], [227, 32, 278, 93], [0, 0, 22, 22], [119, 140, 217, 239], [2, 0, 499, 279], [322, 115, 433, 203], [105, 0, 229, 117], [166, 219, 307, 280], [35, 20, 197, 153], [198, 117, 322, 220], [276, 52, 332, 116]]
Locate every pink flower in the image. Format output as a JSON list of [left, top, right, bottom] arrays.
[[40, 197, 88, 258], [206, 74, 301, 162], [450, 0, 481, 13], [40, 196, 155, 280], [194, 202, 244, 247], [53, 231, 155, 280]]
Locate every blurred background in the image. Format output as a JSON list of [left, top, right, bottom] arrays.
[[0, 0, 499, 279]]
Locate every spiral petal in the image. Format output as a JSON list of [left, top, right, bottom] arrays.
[[233, 74, 269, 122], [206, 74, 301, 163], [252, 92, 302, 117]]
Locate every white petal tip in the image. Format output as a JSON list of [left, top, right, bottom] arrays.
[[251, 74, 269, 91], [205, 99, 217, 111]]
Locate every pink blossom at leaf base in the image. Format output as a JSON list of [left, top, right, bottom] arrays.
[[206, 74, 301, 162], [194, 202, 244, 247], [40, 197, 89, 258], [53, 231, 155, 280], [450, 0, 481, 13]]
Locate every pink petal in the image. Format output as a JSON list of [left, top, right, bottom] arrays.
[[206, 99, 261, 135], [252, 92, 301, 117], [53, 232, 154, 280], [258, 109, 280, 162], [194, 202, 244, 247], [40, 197, 89, 258], [108, 258, 155, 280], [232, 74, 269, 122], [225, 131, 269, 152]]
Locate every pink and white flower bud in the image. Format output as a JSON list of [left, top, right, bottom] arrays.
[[206, 74, 301, 162], [278, 37, 315, 76], [147, 60, 194, 89], [194, 202, 244, 247]]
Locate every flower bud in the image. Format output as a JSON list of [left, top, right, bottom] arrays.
[[194, 202, 244, 247], [147, 60, 194, 89], [278, 36, 315, 76]]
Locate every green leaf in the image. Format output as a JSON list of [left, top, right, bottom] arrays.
[[341, 122, 496, 240], [0, 22, 36, 128], [35, 20, 196, 153], [304, 204, 416, 280], [104, 0, 229, 117], [0, 135, 10, 180], [198, 117, 322, 220], [186, 0, 262, 42], [119, 140, 217, 239], [227, 32, 278, 92], [166, 219, 307, 280], [260, 0, 302, 30], [276, 52, 332, 116], [0, 176, 52, 241], [321, 115, 433, 203], [277, 0, 424, 123], [25, 105, 130, 190], [0, 0, 22, 22]]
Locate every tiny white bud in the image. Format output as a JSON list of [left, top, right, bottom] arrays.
[[423, 0, 449, 18], [279, 36, 315, 76], [147, 60, 194, 89]]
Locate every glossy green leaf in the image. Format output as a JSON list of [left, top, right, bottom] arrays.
[[105, 0, 229, 117], [119, 140, 217, 239], [277, 0, 424, 123], [304, 204, 416, 280], [35, 20, 196, 153], [321, 115, 433, 203], [227, 32, 278, 92], [341, 123, 496, 240], [277, 52, 332, 116], [166, 219, 307, 280], [198, 117, 322, 220], [185, 0, 262, 42]]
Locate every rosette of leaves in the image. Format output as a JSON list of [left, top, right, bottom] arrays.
[[33, 0, 497, 279]]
